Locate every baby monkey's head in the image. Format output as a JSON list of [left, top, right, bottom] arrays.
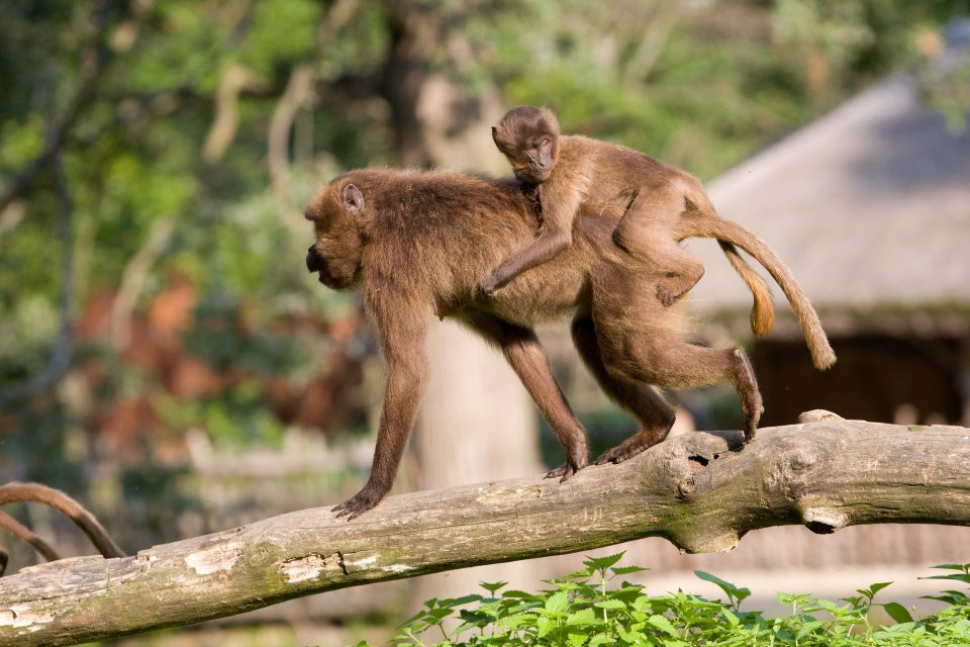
[[492, 105, 561, 184]]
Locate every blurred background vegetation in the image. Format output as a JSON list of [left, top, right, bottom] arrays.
[[1, 0, 968, 644]]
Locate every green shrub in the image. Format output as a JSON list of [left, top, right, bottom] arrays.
[[357, 555, 970, 646]]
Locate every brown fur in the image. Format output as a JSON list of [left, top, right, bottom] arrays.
[[489, 106, 779, 339], [0, 482, 125, 574], [305, 167, 833, 519]]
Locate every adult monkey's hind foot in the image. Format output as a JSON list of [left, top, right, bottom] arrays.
[[730, 348, 763, 443], [592, 422, 673, 466], [544, 451, 589, 482]]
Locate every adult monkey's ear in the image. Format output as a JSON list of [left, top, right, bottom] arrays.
[[342, 183, 365, 215]]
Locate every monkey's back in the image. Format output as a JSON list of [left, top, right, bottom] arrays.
[[560, 135, 698, 203], [346, 169, 598, 326]]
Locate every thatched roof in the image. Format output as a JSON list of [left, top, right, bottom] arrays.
[[688, 48, 970, 334]]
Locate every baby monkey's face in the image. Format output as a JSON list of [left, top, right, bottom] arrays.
[[511, 134, 555, 183], [492, 106, 561, 185]]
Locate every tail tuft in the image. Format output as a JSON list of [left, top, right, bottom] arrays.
[[719, 241, 774, 337], [750, 291, 775, 337], [811, 338, 837, 371]]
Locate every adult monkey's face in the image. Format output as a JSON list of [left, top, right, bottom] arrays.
[[304, 179, 366, 290]]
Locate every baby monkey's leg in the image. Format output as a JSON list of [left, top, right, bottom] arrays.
[[612, 187, 705, 306]]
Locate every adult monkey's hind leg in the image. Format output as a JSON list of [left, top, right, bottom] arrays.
[[571, 314, 676, 464], [461, 313, 589, 481], [590, 288, 764, 442]]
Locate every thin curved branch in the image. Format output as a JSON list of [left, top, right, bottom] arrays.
[[0, 483, 125, 562], [0, 511, 62, 575]]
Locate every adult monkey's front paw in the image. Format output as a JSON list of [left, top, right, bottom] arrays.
[[332, 486, 383, 520]]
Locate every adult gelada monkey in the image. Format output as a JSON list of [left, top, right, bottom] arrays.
[[487, 105, 783, 341], [305, 169, 834, 519]]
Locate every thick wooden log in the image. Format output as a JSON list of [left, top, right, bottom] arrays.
[[2, 414, 969, 646]]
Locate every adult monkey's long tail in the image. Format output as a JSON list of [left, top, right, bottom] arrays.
[[676, 213, 837, 371]]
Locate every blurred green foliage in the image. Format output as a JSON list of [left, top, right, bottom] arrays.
[[0, 0, 967, 478]]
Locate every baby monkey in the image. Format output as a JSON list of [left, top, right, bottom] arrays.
[[485, 105, 773, 336]]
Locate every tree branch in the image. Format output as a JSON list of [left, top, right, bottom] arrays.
[[267, 64, 316, 206], [2, 414, 969, 646], [202, 65, 268, 164], [107, 214, 176, 351]]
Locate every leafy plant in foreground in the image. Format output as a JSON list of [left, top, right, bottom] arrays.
[[356, 555, 970, 646]]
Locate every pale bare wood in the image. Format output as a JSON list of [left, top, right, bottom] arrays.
[[2, 415, 969, 646]]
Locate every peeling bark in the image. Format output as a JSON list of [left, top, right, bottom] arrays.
[[1, 415, 969, 646]]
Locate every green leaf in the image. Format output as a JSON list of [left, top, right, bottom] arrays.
[[611, 565, 648, 576], [594, 599, 627, 610], [563, 568, 595, 579], [589, 635, 613, 647], [922, 573, 970, 585], [566, 607, 599, 626], [536, 615, 554, 638], [458, 609, 492, 626], [866, 581, 894, 597], [616, 625, 646, 643], [929, 562, 970, 572], [503, 589, 540, 600], [480, 581, 508, 595], [796, 619, 823, 638], [648, 614, 679, 637], [567, 632, 589, 647], [841, 594, 865, 609], [545, 591, 570, 615], [447, 594, 482, 607], [499, 611, 536, 631], [882, 602, 915, 624], [585, 552, 626, 572], [425, 608, 453, 622], [921, 590, 968, 606], [694, 571, 751, 604], [814, 599, 841, 613]]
